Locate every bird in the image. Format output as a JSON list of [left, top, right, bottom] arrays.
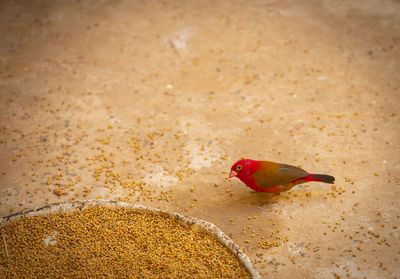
[[229, 159, 335, 193]]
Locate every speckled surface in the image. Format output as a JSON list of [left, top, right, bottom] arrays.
[[0, 0, 399, 278]]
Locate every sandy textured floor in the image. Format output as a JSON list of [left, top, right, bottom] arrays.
[[1, 0, 399, 278]]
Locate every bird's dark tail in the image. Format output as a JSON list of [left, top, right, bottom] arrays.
[[307, 174, 335, 184]]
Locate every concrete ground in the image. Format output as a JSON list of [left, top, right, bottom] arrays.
[[1, 0, 399, 278]]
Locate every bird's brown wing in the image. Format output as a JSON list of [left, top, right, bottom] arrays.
[[253, 161, 308, 189]]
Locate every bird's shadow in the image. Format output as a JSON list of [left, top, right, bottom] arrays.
[[224, 189, 282, 207]]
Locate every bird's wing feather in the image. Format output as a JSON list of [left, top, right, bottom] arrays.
[[253, 161, 308, 189]]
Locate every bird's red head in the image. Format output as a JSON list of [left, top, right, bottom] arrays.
[[229, 159, 259, 180]]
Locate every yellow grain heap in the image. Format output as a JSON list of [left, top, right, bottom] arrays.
[[0, 206, 251, 278]]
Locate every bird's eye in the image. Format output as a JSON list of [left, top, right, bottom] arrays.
[[237, 165, 242, 171]]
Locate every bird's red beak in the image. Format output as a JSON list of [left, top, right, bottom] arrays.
[[229, 170, 237, 178]]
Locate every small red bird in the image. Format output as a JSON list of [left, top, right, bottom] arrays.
[[229, 159, 334, 193]]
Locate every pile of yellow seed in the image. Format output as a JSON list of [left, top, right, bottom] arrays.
[[0, 206, 251, 278]]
